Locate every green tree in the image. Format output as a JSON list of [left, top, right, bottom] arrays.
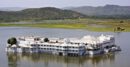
[[44, 38, 49, 42], [120, 20, 124, 23], [7, 37, 17, 47]]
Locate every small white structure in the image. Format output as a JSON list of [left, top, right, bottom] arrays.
[[6, 34, 121, 56]]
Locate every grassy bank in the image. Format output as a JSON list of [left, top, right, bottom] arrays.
[[0, 19, 130, 32], [0, 23, 86, 29]]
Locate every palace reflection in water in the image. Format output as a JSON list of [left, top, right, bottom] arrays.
[[7, 52, 116, 67]]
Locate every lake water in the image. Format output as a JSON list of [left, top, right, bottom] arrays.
[[0, 27, 130, 67]]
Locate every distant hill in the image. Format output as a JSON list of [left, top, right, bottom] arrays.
[[0, 7, 86, 22], [65, 5, 130, 19], [0, 7, 26, 11]]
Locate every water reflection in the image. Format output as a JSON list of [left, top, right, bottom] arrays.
[[7, 53, 19, 67], [7, 53, 116, 67]]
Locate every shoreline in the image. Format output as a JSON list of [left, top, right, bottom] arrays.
[[0, 19, 130, 32], [0, 23, 130, 32]]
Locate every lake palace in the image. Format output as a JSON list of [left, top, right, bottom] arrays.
[[6, 34, 121, 56]]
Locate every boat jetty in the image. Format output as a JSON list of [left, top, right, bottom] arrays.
[[6, 34, 121, 56]]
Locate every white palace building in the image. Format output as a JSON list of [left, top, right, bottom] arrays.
[[6, 34, 121, 56]]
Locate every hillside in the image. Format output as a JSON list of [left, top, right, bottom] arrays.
[[0, 7, 26, 11], [65, 5, 130, 19], [0, 7, 86, 22]]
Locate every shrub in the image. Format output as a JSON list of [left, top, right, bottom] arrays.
[[7, 37, 17, 46]]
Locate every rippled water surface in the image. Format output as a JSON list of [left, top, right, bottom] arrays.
[[0, 27, 130, 67]]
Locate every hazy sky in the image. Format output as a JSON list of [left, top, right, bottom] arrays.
[[0, 0, 130, 8]]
